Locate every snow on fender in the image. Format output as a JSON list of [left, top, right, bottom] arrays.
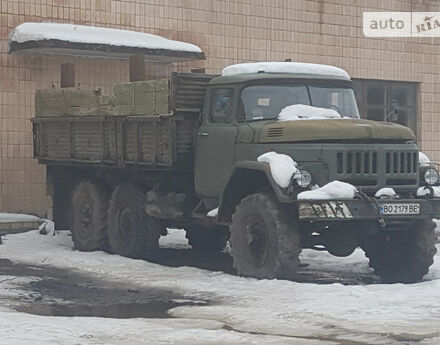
[[257, 151, 299, 188], [417, 186, 440, 197], [297, 181, 358, 200], [419, 152, 431, 167], [375, 187, 396, 198]]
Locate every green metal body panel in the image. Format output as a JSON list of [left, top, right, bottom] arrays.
[[260, 118, 415, 142]]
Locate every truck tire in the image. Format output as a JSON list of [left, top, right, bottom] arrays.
[[107, 183, 160, 259], [362, 219, 437, 283], [71, 180, 109, 251], [229, 192, 301, 280], [185, 226, 229, 252]]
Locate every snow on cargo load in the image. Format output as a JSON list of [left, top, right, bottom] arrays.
[[9, 23, 202, 53], [277, 104, 341, 121], [221, 61, 350, 80]]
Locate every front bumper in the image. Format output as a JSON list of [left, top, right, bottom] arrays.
[[298, 198, 440, 222]]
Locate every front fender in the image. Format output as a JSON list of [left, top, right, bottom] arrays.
[[217, 161, 295, 224]]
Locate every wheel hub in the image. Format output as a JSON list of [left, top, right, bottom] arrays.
[[79, 201, 93, 237], [245, 217, 268, 267]]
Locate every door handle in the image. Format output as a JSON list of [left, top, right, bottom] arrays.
[[198, 132, 209, 136]]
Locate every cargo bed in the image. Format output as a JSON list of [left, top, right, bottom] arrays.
[[32, 113, 198, 171]]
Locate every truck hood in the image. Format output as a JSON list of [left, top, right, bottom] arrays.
[[259, 119, 415, 143]]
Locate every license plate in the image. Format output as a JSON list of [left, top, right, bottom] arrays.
[[380, 203, 420, 215]]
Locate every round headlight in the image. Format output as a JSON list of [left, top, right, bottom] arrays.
[[424, 168, 439, 185], [295, 170, 312, 188]]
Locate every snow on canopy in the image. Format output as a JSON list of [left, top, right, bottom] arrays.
[[221, 61, 350, 80], [277, 104, 341, 121], [9, 22, 202, 53], [297, 181, 358, 200]]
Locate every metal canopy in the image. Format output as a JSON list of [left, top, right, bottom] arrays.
[[9, 40, 205, 62], [8, 23, 205, 63]]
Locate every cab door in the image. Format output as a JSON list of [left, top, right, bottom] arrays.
[[194, 87, 238, 198]]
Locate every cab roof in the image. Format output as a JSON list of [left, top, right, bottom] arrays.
[[210, 61, 351, 86], [209, 72, 352, 86]]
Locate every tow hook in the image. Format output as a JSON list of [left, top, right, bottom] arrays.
[[357, 192, 386, 227]]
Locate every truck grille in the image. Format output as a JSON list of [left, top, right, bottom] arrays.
[[337, 152, 378, 175], [336, 150, 418, 187], [385, 152, 418, 174]]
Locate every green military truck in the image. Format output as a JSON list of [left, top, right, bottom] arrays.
[[33, 62, 439, 283]]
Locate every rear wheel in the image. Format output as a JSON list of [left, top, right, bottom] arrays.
[[107, 184, 161, 259], [229, 192, 301, 280], [71, 180, 109, 251], [362, 219, 437, 283]]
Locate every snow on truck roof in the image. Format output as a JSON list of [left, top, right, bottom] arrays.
[[221, 62, 351, 80], [9, 23, 205, 62]]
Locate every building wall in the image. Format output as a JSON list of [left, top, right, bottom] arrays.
[[1, 0, 440, 215]]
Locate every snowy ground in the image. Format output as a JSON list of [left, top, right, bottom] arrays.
[[1, 227, 440, 345]]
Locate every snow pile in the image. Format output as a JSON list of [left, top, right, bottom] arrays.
[[277, 104, 341, 121], [10, 23, 202, 53], [297, 181, 358, 200], [419, 151, 431, 167], [375, 187, 396, 198], [0, 213, 41, 223], [417, 186, 440, 198], [207, 208, 218, 217], [1, 230, 440, 344], [221, 61, 350, 80], [257, 152, 299, 188]]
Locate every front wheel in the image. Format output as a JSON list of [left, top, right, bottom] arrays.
[[107, 184, 161, 259], [362, 219, 437, 283], [229, 193, 301, 280]]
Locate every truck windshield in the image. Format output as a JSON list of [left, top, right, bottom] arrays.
[[240, 84, 360, 121]]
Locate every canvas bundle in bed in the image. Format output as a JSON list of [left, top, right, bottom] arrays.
[[35, 88, 114, 117], [112, 79, 169, 116], [35, 79, 170, 117]]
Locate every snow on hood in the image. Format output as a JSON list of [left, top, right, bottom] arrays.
[[277, 104, 341, 122], [9, 22, 202, 53], [257, 152, 299, 188], [419, 152, 431, 167], [221, 61, 350, 80], [297, 181, 358, 200]]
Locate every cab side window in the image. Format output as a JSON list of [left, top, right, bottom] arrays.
[[210, 88, 234, 123]]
